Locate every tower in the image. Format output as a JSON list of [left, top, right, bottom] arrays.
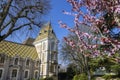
[[33, 22, 58, 79]]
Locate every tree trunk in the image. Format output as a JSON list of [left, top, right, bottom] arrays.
[[85, 56, 91, 80], [87, 69, 91, 80]]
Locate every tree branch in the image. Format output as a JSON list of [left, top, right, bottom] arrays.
[[0, 0, 13, 28]]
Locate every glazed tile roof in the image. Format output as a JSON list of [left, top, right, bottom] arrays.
[[0, 40, 38, 60]]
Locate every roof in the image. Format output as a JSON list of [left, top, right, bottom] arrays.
[[23, 38, 35, 46], [0, 40, 38, 60], [34, 22, 57, 42]]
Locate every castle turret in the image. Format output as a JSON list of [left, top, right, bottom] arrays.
[[33, 22, 58, 79]]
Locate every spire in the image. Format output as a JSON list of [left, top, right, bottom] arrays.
[[34, 22, 55, 42]]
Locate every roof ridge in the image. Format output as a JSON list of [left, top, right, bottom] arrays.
[[1, 40, 35, 47]]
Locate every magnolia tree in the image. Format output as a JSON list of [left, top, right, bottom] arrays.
[[59, 0, 120, 80]]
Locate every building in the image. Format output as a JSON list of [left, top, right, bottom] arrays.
[[0, 22, 58, 80]]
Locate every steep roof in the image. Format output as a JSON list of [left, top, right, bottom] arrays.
[[23, 38, 35, 46], [34, 22, 57, 42], [0, 40, 38, 60]]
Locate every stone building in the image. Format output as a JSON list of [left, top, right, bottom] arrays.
[[0, 22, 58, 80]]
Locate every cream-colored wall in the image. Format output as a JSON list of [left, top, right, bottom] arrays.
[[0, 55, 40, 80], [34, 35, 58, 79]]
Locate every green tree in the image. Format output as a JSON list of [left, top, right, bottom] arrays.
[[111, 64, 120, 76], [0, 0, 50, 41], [66, 63, 77, 80]]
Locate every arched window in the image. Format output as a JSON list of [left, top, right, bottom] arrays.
[[26, 59, 30, 66], [35, 71, 38, 79], [12, 69, 17, 77], [0, 69, 3, 79], [24, 70, 29, 78], [14, 58, 18, 65], [0, 55, 5, 64]]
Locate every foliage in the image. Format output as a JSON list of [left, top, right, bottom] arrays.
[[60, 28, 93, 74], [58, 72, 67, 80], [0, 0, 51, 41], [44, 77, 54, 80], [66, 63, 77, 80], [111, 64, 120, 76], [59, 0, 120, 62], [102, 74, 112, 80], [73, 73, 88, 80], [40, 78, 45, 80], [40, 77, 54, 80], [59, 0, 120, 80]]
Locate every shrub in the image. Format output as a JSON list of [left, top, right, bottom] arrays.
[[40, 77, 54, 80], [73, 73, 87, 80], [40, 78, 45, 80], [44, 77, 54, 80], [102, 75, 112, 80]]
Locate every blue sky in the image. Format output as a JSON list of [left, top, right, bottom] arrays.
[[6, 0, 73, 43], [47, 0, 74, 41]]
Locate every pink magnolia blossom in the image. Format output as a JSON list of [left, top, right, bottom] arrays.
[[60, 0, 120, 60]]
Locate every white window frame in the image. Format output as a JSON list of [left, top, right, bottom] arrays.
[[34, 70, 39, 79], [24, 69, 29, 79], [10, 68, 18, 80], [0, 68, 4, 80], [0, 54, 5, 64], [13, 57, 19, 65], [25, 59, 30, 66]]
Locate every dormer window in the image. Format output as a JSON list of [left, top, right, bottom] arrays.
[[26, 59, 30, 66], [0, 55, 5, 64], [39, 32, 41, 35], [52, 30, 54, 33], [14, 58, 18, 65], [44, 30, 47, 33]]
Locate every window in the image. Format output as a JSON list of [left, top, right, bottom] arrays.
[[50, 65, 54, 73], [35, 71, 38, 79], [36, 61, 39, 67], [0, 69, 3, 78], [43, 42, 45, 50], [42, 65, 44, 74], [42, 53, 44, 61], [24, 70, 29, 78], [51, 42, 54, 50], [26, 59, 30, 66], [12, 69, 17, 77], [14, 58, 18, 65], [53, 65, 56, 72], [51, 54, 56, 60], [0, 55, 5, 63]]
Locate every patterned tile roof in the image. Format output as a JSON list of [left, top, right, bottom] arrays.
[[0, 40, 38, 60]]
